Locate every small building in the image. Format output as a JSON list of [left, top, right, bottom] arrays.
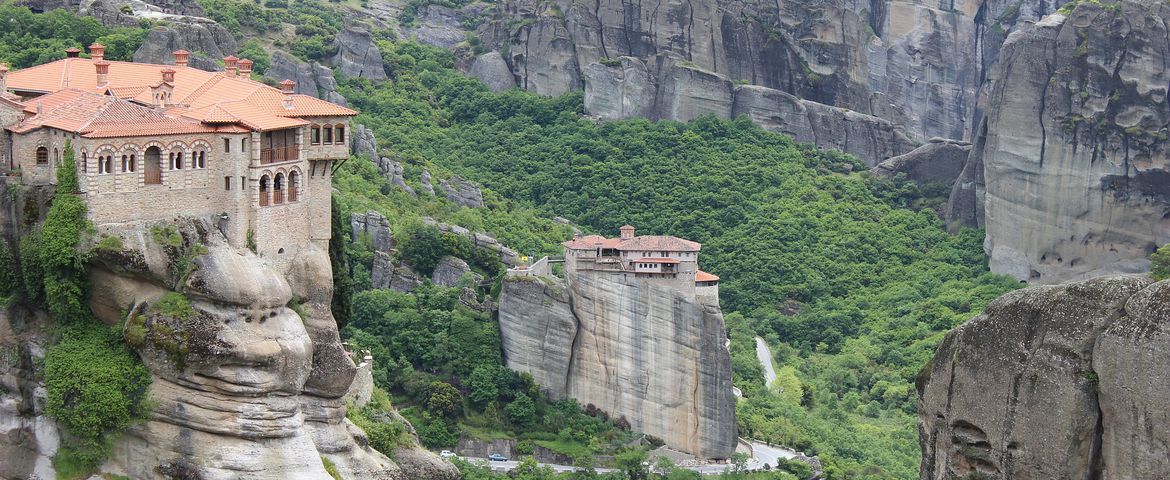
[[0, 46, 356, 261], [562, 225, 719, 302]]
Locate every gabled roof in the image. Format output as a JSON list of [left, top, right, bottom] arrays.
[[7, 89, 229, 138], [562, 231, 701, 252], [4, 57, 356, 133], [696, 270, 720, 282]]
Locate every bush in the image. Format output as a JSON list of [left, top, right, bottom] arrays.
[[40, 142, 90, 323], [44, 324, 151, 475], [1151, 243, 1170, 281], [152, 292, 195, 320], [0, 239, 19, 295]]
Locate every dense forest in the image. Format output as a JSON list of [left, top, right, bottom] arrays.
[[0, 2, 1024, 478]]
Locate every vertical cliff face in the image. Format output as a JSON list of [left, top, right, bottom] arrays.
[[497, 272, 737, 459], [974, 0, 1170, 283], [475, 0, 1067, 147], [918, 275, 1170, 479]]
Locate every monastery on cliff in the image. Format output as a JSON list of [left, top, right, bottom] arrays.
[[0, 45, 356, 258], [562, 225, 720, 303]]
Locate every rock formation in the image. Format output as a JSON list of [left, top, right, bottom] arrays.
[[439, 175, 484, 208], [969, 0, 1170, 283], [330, 25, 388, 81], [376, 156, 417, 196], [351, 211, 395, 253], [918, 274, 1170, 479], [468, 52, 516, 92], [873, 138, 972, 188], [477, 0, 1070, 143], [432, 255, 481, 287], [267, 51, 346, 105], [497, 270, 736, 458], [132, 22, 237, 70]]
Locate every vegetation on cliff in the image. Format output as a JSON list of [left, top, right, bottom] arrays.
[[334, 40, 1019, 478], [0, 4, 144, 67]]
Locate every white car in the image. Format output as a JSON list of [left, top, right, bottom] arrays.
[[439, 450, 457, 459]]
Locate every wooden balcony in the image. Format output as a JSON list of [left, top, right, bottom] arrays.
[[260, 146, 298, 165]]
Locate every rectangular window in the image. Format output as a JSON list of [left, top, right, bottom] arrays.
[[311, 126, 321, 145], [323, 126, 333, 144], [241, 176, 245, 190], [224, 138, 231, 153], [241, 138, 247, 151], [225, 176, 231, 190], [335, 125, 345, 144]]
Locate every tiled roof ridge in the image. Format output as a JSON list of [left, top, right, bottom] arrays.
[[74, 94, 121, 134]]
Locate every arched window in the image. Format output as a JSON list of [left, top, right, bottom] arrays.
[[170, 151, 184, 170], [35, 147, 48, 165], [322, 124, 333, 144], [259, 175, 271, 206], [194, 151, 205, 169], [98, 155, 113, 175], [54, 148, 60, 164], [121, 155, 129, 173], [334, 125, 345, 144], [129, 154, 136, 172], [273, 173, 285, 204], [105, 155, 113, 175], [288, 171, 300, 202], [311, 125, 321, 145], [80, 151, 87, 173]]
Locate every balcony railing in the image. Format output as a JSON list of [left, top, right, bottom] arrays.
[[260, 146, 298, 164]]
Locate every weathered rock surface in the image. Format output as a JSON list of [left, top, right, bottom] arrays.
[[132, 22, 237, 70], [267, 51, 346, 105], [351, 211, 395, 253], [351, 123, 379, 159], [469, 51, 516, 92], [432, 255, 481, 287], [376, 156, 416, 196], [478, 0, 1069, 142], [419, 169, 436, 196], [918, 274, 1170, 480], [330, 25, 388, 81], [372, 252, 424, 292], [973, 0, 1170, 283], [498, 270, 737, 458], [410, 4, 491, 49], [440, 175, 484, 208], [873, 138, 972, 187]]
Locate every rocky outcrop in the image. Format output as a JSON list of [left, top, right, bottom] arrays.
[[372, 253, 423, 292], [583, 59, 916, 165], [350, 124, 380, 161], [351, 211, 394, 253], [330, 25, 388, 81], [440, 175, 484, 208], [132, 22, 237, 70], [419, 169, 436, 196], [422, 217, 520, 265], [873, 138, 972, 188], [32, 217, 451, 479], [376, 156, 416, 196], [478, 0, 1069, 142], [918, 274, 1170, 480], [267, 51, 346, 105], [973, 0, 1170, 283], [432, 255, 481, 287], [469, 52, 516, 92], [410, 4, 492, 49], [497, 269, 737, 458]]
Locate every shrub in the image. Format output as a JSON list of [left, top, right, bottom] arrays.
[[0, 239, 19, 295], [1151, 243, 1170, 281], [321, 456, 341, 480], [40, 142, 90, 323], [153, 292, 195, 320], [44, 324, 151, 476]]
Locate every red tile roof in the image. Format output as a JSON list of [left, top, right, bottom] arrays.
[[696, 270, 720, 282], [4, 57, 355, 134], [7, 89, 225, 138]]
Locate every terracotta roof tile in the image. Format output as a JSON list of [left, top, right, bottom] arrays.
[[7, 89, 222, 138], [696, 270, 720, 282], [633, 257, 680, 264], [563, 233, 701, 252]]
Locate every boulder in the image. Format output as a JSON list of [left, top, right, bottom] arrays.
[[583, 57, 655, 120], [872, 138, 972, 187], [439, 175, 483, 208], [431, 255, 480, 287], [419, 170, 436, 195], [918, 275, 1170, 480], [350, 211, 394, 253], [330, 26, 387, 81], [350, 124, 379, 160], [267, 51, 346, 105], [375, 157, 416, 196], [469, 52, 515, 92], [371, 252, 423, 292]]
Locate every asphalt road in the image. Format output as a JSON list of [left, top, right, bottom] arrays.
[[755, 336, 778, 388]]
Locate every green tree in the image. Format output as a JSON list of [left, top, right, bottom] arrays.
[[425, 381, 463, 418], [505, 391, 537, 428], [40, 141, 90, 323], [1151, 243, 1170, 281], [399, 225, 447, 276], [614, 449, 648, 480], [329, 195, 352, 329], [0, 239, 19, 296], [467, 364, 501, 407]]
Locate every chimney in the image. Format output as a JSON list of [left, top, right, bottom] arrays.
[[89, 43, 105, 61], [94, 60, 110, 87], [173, 50, 189, 67], [0, 64, 8, 93], [161, 67, 176, 84], [223, 55, 239, 76], [619, 224, 635, 239], [280, 79, 296, 109], [65, 47, 81, 58], [238, 58, 253, 77]]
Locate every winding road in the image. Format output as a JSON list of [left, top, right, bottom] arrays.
[[755, 336, 777, 389]]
